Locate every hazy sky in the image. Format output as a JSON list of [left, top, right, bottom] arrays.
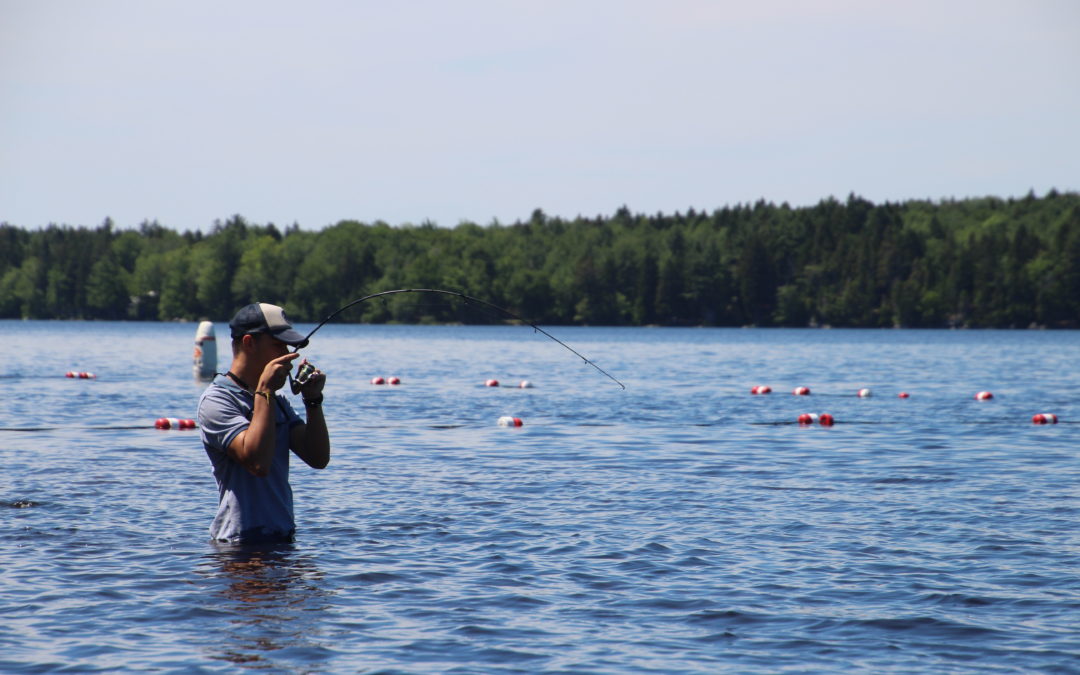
[[2, 0, 1078, 231]]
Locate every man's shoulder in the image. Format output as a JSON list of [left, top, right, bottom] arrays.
[[199, 378, 226, 402], [198, 379, 252, 452], [199, 379, 244, 416]]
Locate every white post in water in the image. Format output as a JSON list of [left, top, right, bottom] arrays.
[[193, 321, 217, 381]]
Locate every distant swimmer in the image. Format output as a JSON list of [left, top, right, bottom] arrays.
[[197, 303, 331, 544]]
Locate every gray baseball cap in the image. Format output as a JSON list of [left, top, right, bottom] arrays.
[[229, 303, 309, 347]]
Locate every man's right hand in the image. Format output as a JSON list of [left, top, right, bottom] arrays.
[[259, 352, 300, 392]]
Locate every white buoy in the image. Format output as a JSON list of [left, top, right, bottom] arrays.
[[193, 321, 217, 381]]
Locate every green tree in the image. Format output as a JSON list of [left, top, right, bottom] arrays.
[[232, 234, 286, 303], [10, 257, 46, 318], [86, 254, 130, 319], [157, 248, 197, 320], [737, 235, 775, 325]]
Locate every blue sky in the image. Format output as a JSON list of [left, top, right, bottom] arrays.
[[2, 0, 1077, 231]]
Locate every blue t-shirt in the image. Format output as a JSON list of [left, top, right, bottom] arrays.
[[197, 376, 303, 543]]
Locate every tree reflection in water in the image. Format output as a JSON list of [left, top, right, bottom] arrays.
[[198, 541, 333, 669]]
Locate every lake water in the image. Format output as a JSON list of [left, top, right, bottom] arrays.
[[0, 320, 1077, 673]]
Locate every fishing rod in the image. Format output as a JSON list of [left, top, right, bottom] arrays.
[[290, 288, 625, 390]]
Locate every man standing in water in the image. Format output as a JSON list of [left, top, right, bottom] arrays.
[[198, 302, 330, 543]]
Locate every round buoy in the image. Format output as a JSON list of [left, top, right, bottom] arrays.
[[387, 376, 401, 385], [371, 377, 386, 385], [485, 379, 500, 387], [857, 388, 872, 398], [898, 392, 910, 399], [798, 413, 818, 425], [751, 385, 772, 395], [519, 380, 533, 389], [819, 413, 835, 426], [497, 416, 523, 427], [66, 371, 96, 379], [975, 391, 994, 400], [793, 386, 811, 396], [155, 418, 196, 430], [1032, 413, 1058, 425]]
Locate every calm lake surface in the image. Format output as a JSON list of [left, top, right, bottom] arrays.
[[1, 321, 1077, 673]]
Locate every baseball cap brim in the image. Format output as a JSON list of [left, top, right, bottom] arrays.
[[270, 326, 309, 348]]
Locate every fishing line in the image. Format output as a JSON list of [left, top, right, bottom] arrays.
[[292, 288, 626, 390]]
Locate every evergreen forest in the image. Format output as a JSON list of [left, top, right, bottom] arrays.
[[1, 191, 1078, 328]]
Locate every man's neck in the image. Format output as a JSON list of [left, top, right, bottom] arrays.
[[227, 360, 260, 391]]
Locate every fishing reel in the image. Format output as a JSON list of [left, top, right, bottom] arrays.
[[290, 359, 318, 395]]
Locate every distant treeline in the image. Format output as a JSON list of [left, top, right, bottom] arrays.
[[2, 191, 1078, 328]]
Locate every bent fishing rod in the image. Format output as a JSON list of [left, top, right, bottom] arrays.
[[289, 288, 625, 390]]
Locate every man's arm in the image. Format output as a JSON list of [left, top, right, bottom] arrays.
[[290, 364, 330, 469], [227, 353, 299, 477], [226, 392, 278, 477], [290, 402, 330, 469]]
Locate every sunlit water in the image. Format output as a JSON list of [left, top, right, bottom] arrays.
[[1, 321, 1077, 673]]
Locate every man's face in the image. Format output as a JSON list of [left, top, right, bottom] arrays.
[[252, 332, 290, 364]]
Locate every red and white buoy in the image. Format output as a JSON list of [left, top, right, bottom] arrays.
[[1032, 413, 1058, 425], [387, 376, 401, 385], [155, 418, 196, 430], [371, 376, 386, 385], [485, 379, 500, 387], [857, 388, 872, 398], [798, 413, 818, 425], [66, 371, 96, 379], [193, 320, 217, 381], [497, 416, 523, 427], [751, 385, 772, 395], [898, 392, 910, 399], [798, 412, 834, 426], [793, 386, 811, 396], [519, 380, 534, 389], [975, 391, 994, 400]]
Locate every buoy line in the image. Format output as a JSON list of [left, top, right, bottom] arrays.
[[749, 418, 1074, 427], [154, 418, 197, 430], [2, 417, 1071, 433], [0, 424, 191, 432]]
